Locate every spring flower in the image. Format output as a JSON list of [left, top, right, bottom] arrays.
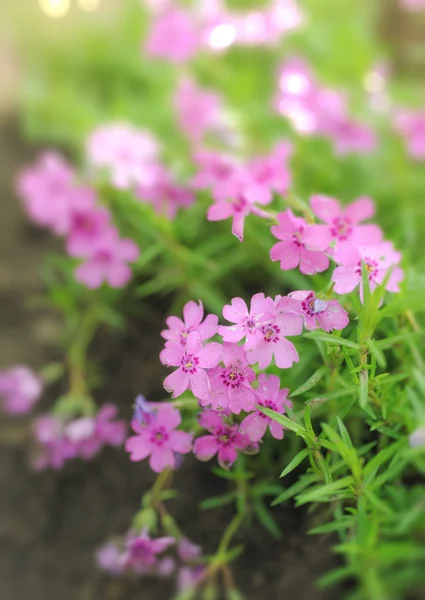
[[125, 404, 192, 472], [203, 344, 256, 414], [394, 110, 425, 160], [240, 374, 291, 442], [64, 188, 112, 256], [178, 538, 202, 562], [17, 152, 75, 233], [207, 170, 272, 241], [246, 309, 303, 369], [137, 166, 194, 219], [145, 9, 200, 63], [33, 416, 78, 470], [74, 229, 139, 289], [285, 291, 349, 332], [218, 293, 274, 350], [0, 366, 42, 414], [310, 195, 382, 251], [133, 394, 157, 424], [192, 150, 239, 190], [409, 427, 425, 448], [161, 300, 218, 347], [332, 242, 403, 298], [400, 0, 425, 12], [160, 332, 222, 400], [194, 410, 250, 469], [249, 141, 292, 196], [122, 530, 175, 573], [96, 542, 125, 575], [86, 123, 159, 189], [323, 116, 377, 156], [174, 76, 223, 144], [270, 209, 331, 274]]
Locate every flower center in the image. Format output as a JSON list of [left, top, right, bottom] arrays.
[[356, 258, 378, 280], [150, 426, 169, 446], [259, 399, 276, 420], [216, 426, 236, 446], [331, 218, 352, 240], [292, 228, 304, 247], [243, 316, 258, 334], [181, 354, 199, 373], [302, 293, 327, 316], [220, 366, 244, 389], [262, 324, 280, 343]]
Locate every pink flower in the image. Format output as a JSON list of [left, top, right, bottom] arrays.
[[161, 300, 218, 347], [123, 530, 175, 572], [160, 332, 222, 400], [332, 242, 403, 298], [218, 293, 275, 350], [33, 416, 78, 470], [74, 229, 139, 289], [400, 0, 425, 12], [240, 374, 291, 442], [96, 542, 125, 575], [203, 344, 256, 414], [409, 427, 425, 448], [125, 404, 192, 472], [174, 76, 223, 144], [310, 195, 382, 251], [64, 188, 112, 256], [16, 152, 75, 233], [0, 366, 42, 414], [207, 170, 272, 241], [86, 123, 159, 189], [323, 115, 377, 156], [249, 141, 292, 196], [145, 9, 199, 63], [193, 410, 250, 469], [137, 166, 194, 220], [192, 149, 239, 189], [394, 110, 425, 160], [270, 209, 331, 274], [284, 290, 349, 332], [246, 308, 303, 370]]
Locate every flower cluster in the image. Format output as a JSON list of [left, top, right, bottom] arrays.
[[394, 109, 425, 160], [144, 1, 303, 62], [17, 152, 140, 288], [32, 404, 126, 470], [0, 366, 42, 415], [275, 57, 377, 155], [269, 196, 403, 301], [126, 295, 348, 471], [195, 143, 292, 241]]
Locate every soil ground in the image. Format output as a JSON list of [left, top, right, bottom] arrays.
[[0, 122, 341, 600]]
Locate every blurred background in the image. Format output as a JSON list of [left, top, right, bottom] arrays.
[[1, 1, 425, 599]]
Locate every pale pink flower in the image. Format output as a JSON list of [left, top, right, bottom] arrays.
[[86, 123, 159, 189], [284, 290, 349, 332], [160, 332, 222, 400], [193, 410, 250, 469], [174, 76, 223, 144], [323, 115, 377, 155], [96, 542, 125, 575], [192, 150, 239, 189], [207, 170, 272, 241], [400, 0, 425, 11], [16, 152, 75, 233], [310, 194, 382, 251], [145, 9, 199, 63], [240, 374, 291, 442], [202, 344, 256, 414], [409, 427, 425, 447], [249, 141, 292, 196], [137, 166, 194, 220], [332, 242, 403, 298], [125, 404, 192, 472], [218, 293, 274, 350], [65, 188, 112, 256], [0, 366, 42, 414], [270, 209, 331, 274], [123, 530, 175, 573], [394, 110, 425, 160], [75, 229, 139, 289], [161, 300, 218, 347], [246, 310, 303, 369]]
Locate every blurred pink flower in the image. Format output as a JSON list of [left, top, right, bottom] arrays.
[[394, 110, 425, 160], [65, 188, 112, 256], [86, 123, 159, 189], [0, 366, 42, 414], [249, 141, 292, 196], [145, 8, 200, 63], [75, 229, 139, 289], [137, 166, 194, 219]]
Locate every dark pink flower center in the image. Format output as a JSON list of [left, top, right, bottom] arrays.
[[258, 399, 277, 421], [181, 354, 199, 374], [330, 217, 352, 240], [262, 324, 280, 343], [150, 426, 169, 446], [233, 196, 248, 213], [128, 540, 155, 566], [301, 293, 327, 316], [356, 258, 378, 280], [96, 250, 113, 264], [292, 228, 305, 247], [215, 426, 237, 447], [220, 366, 245, 389], [74, 213, 94, 232], [243, 316, 258, 334]]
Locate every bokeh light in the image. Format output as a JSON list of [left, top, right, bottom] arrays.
[[39, 0, 70, 19], [78, 0, 102, 11]]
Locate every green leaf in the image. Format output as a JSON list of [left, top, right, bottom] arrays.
[[296, 476, 355, 505], [365, 338, 387, 368], [200, 493, 236, 510], [280, 448, 310, 478], [289, 366, 327, 397], [304, 331, 360, 350], [359, 368, 369, 408], [309, 518, 353, 535], [257, 406, 308, 437], [254, 501, 282, 540], [317, 565, 354, 589]]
